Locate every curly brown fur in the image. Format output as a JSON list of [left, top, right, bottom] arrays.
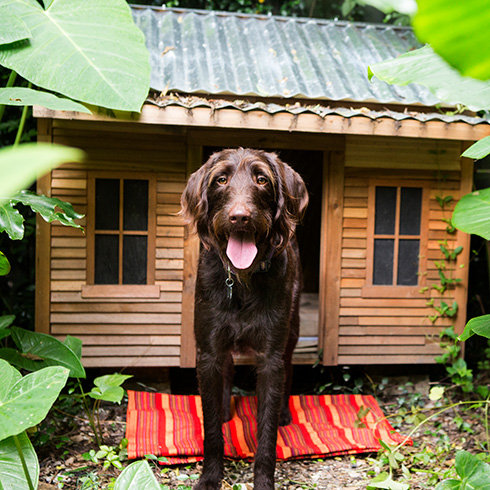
[[180, 148, 308, 490]]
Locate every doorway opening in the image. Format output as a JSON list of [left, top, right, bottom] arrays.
[[202, 147, 324, 361]]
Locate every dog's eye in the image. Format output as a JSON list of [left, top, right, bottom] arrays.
[[216, 176, 228, 186], [256, 175, 268, 186]]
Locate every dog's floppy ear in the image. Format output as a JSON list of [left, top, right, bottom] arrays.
[[263, 152, 309, 253], [180, 152, 221, 248]]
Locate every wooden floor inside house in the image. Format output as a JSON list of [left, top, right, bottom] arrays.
[[296, 292, 319, 362]]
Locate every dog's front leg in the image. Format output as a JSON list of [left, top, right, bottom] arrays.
[[254, 355, 285, 490], [196, 352, 226, 490]]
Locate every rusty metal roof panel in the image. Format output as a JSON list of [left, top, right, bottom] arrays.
[[132, 6, 441, 107]]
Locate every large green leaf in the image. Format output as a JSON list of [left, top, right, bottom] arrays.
[[452, 188, 490, 240], [459, 314, 490, 341], [0, 6, 30, 45], [462, 136, 490, 160], [0, 359, 22, 403], [0, 87, 91, 113], [0, 326, 86, 378], [114, 460, 161, 490], [0, 0, 150, 112], [454, 450, 490, 489], [12, 190, 84, 230], [414, 0, 490, 80], [0, 201, 24, 240], [0, 364, 69, 441], [0, 432, 39, 490], [368, 45, 490, 111], [0, 143, 84, 202]]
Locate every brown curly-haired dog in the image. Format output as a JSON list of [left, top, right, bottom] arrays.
[[180, 148, 308, 490]]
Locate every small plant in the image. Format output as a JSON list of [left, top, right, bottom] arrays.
[[83, 442, 128, 470]]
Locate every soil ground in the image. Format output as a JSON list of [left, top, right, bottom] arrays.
[[36, 366, 488, 489]]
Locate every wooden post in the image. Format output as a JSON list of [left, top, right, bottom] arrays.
[[35, 119, 53, 334], [322, 150, 345, 366], [180, 144, 201, 368]]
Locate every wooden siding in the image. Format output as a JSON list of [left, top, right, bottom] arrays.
[[47, 120, 187, 368], [335, 135, 471, 365]]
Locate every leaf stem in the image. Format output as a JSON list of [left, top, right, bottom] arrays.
[[391, 400, 489, 454], [0, 70, 18, 124], [77, 378, 101, 446], [13, 83, 32, 147], [13, 433, 35, 490]]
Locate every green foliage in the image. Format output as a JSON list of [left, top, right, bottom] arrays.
[[435, 451, 490, 489], [367, 472, 409, 490], [83, 442, 127, 470], [459, 314, 490, 341], [0, 87, 91, 113], [0, 324, 86, 378], [0, 359, 69, 441], [113, 460, 161, 490], [368, 45, 490, 112], [0, 0, 150, 112], [413, 0, 490, 81], [462, 136, 490, 160], [452, 188, 490, 241], [0, 143, 84, 203], [89, 374, 133, 404], [0, 250, 10, 275], [0, 432, 39, 490], [0, 5, 30, 44]]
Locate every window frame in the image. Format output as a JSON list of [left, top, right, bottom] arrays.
[[362, 179, 430, 299], [83, 171, 157, 298]]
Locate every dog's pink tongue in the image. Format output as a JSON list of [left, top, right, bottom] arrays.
[[226, 232, 258, 270]]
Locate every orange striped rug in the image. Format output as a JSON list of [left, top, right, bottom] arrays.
[[126, 391, 409, 464]]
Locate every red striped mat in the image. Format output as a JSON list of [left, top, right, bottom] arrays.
[[126, 391, 409, 464]]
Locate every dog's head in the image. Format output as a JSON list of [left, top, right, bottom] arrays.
[[180, 148, 308, 270]]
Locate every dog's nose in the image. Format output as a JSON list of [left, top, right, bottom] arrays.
[[229, 204, 251, 225]]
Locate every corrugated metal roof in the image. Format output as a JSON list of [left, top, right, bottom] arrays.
[[148, 94, 490, 125], [131, 6, 440, 107]]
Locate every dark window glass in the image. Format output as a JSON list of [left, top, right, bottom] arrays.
[[397, 239, 420, 285], [123, 180, 149, 231], [95, 179, 119, 230], [123, 235, 147, 285], [373, 239, 394, 285], [375, 187, 397, 235], [399, 187, 422, 236], [94, 235, 119, 284]]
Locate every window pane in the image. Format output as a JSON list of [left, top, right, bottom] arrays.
[[95, 235, 119, 284], [397, 239, 420, 285], [123, 235, 147, 285], [95, 179, 119, 230], [375, 187, 397, 235], [373, 239, 394, 285], [399, 187, 422, 236], [124, 180, 149, 231]]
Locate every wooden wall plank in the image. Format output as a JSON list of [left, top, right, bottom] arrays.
[[36, 118, 53, 335], [45, 120, 189, 369]]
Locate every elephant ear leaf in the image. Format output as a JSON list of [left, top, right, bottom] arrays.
[[0, 0, 150, 112], [452, 188, 490, 240]]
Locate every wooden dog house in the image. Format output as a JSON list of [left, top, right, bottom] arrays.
[[34, 7, 490, 369]]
